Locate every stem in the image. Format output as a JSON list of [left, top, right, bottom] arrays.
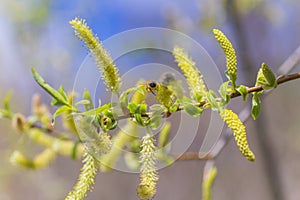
[[117, 72, 300, 120], [230, 72, 300, 98], [177, 50, 300, 161]]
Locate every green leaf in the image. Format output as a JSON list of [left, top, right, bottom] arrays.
[[139, 104, 147, 114], [251, 92, 261, 120], [236, 85, 248, 101], [120, 87, 137, 112], [193, 92, 203, 102], [206, 90, 219, 111], [83, 89, 94, 111], [128, 102, 137, 114], [120, 92, 128, 112], [148, 104, 165, 129], [218, 81, 231, 105], [134, 105, 147, 126], [75, 100, 91, 107], [183, 103, 203, 117], [52, 106, 71, 125], [80, 103, 112, 116], [225, 70, 237, 88], [149, 114, 162, 130], [58, 86, 68, 101], [255, 63, 277, 90], [31, 67, 71, 107], [262, 63, 277, 88], [134, 113, 144, 126], [158, 122, 171, 148]]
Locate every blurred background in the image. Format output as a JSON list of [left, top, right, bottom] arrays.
[[0, 0, 300, 199]]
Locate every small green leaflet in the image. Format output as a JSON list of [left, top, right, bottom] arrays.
[[251, 92, 261, 120], [31, 67, 71, 108], [262, 63, 277, 88], [83, 89, 94, 111], [206, 90, 220, 111], [236, 85, 248, 101], [52, 105, 72, 125], [255, 63, 277, 90]]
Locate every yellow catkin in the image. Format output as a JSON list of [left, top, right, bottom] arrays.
[[69, 18, 120, 94], [137, 134, 158, 199], [202, 166, 218, 200], [173, 46, 207, 99], [220, 109, 255, 161], [10, 149, 56, 169], [65, 152, 98, 200], [213, 29, 237, 85]]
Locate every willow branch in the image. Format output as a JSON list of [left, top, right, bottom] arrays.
[[230, 72, 300, 98], [177, 45, 300, 161]]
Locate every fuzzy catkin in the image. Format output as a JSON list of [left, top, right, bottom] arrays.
[[69, 18, 120, 94], [213, 29, 237, 85], [137, 134, 158, 199], [65, 152, 98, 200], [173, 46, 207, 99], [220, 109, 255, 161]]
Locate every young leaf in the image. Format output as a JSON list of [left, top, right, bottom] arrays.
[[262, 63, 277, 88], [255, 63, 277, 90], [128, 102, 137, 114], [158, 122, 171, 148], [183, 103, 203, 117], [206, 90, 219, 111], [120, 87, 137, 111], [149, 114, 162, 130], [58, 86, 68, 101], [251, 92, 261, 120], [236, 85, 248, 101], [52, 106, 72, 125], [133, 105, 148, 126], [31, 67, 71, 107], [80, 103, 112, 116], [218, 81, 232, 105], [83, 89, 94, 111], [75, 100, 91, 107]]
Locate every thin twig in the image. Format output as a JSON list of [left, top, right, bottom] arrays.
[[177, 45, 300, 161], [230, 72, 300, 98], [117, 72, 300, 121]]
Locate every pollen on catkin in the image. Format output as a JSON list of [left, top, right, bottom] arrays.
[[220, 109, 255, 161], [213, 29, 237, 86], [69, 18, 121, 94], [137, 134, 158, 199], [173, 46, 207, 100], [65, 152, 98, 200]]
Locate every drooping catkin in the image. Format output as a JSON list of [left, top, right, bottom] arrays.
[[70, 18, 121, 94], [137, 134, 158, 199], [220, 109, 255, 161], [173, 46, 207, 100], [65, 152, 98, 200]]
